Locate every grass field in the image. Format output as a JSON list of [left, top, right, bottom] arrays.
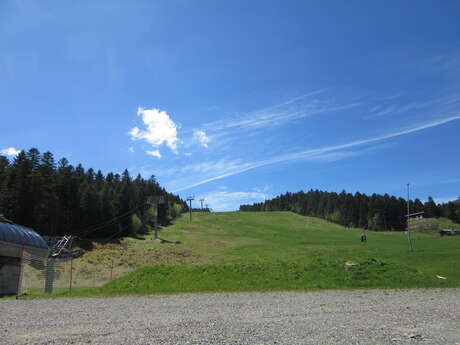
[[15, 211, 460, 298]]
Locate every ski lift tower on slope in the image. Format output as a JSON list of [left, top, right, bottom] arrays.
[[147, 196, 165, 239]]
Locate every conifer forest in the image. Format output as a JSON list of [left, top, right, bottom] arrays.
[[240, 189, 460, 230], [0, 148, 187, 238]]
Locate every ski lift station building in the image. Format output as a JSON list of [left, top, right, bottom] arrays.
[[0, 215, 49, 295]]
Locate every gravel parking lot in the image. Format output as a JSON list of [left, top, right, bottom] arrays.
[[1, 289, 459, 345]]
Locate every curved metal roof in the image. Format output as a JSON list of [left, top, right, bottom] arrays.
[[0, 222, 48, 251]]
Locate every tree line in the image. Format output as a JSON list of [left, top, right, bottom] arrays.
[[0, 148, 187, 238], [240, 189, 460, 230]]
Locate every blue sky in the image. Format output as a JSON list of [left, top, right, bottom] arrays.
[[1, 1, 460, 211]]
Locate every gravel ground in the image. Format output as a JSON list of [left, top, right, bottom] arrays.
[[1, 289, 459, 345]]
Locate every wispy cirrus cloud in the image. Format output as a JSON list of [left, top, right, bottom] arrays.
[[185, 91, 360, 151], [419, 52, 460, 74], [200, 90, 359, 133], [201, 189, 270, 211], [171, 114, 460, 192], [162, 159, 251, 182], [368, 95, 460, 118]]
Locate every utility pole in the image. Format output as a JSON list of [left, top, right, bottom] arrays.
[[406, 183, 414, 252], [187, 196, 194, 222], [199, 198, 205, 210]]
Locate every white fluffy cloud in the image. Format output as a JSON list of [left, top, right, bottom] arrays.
[[146, 149, 162, 158], [0, 147, 20, 157], [193, 130, 210, 148], [128, 147, 135, 153], [130, 107, 179, 153]]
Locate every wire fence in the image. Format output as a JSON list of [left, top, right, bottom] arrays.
[[7, 199, 172, 298], [18, 247, 137, 297]]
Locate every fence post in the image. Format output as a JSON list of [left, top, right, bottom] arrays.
[[109, 259, 114, 281], [15, 243, 25, 299], [44, 258, 55, 294], [69, 255, 73, 293]]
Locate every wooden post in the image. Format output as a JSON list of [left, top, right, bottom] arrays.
[[69, 255, 73, 293], [15, 241, 25, 299], [109, 260, 114, 281]]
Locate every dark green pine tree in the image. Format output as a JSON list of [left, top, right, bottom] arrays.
[[0, 155, 10, 212], [118, 169, 134, 236], [240, 188, 460, 231], [80, 184, 101, 228], [35, 151, 59, 235], [8, 150, 33, 225], [424, 196, 440, 218], [413, 198, 424, 213], [0, 148, 187, 238]]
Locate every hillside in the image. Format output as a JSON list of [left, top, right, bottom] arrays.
[[29, 211, 460, 297], [409, 217, 460, 233], [240, 190, 460, 231]]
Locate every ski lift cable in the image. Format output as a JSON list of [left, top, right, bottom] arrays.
[[72, 205, 146, 236], [71, 202, 150, 236]]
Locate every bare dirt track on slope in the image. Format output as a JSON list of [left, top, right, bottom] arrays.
[[1, 289, 459, 345]]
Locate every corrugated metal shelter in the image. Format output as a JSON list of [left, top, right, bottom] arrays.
[[0, 216, 49, 295]]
